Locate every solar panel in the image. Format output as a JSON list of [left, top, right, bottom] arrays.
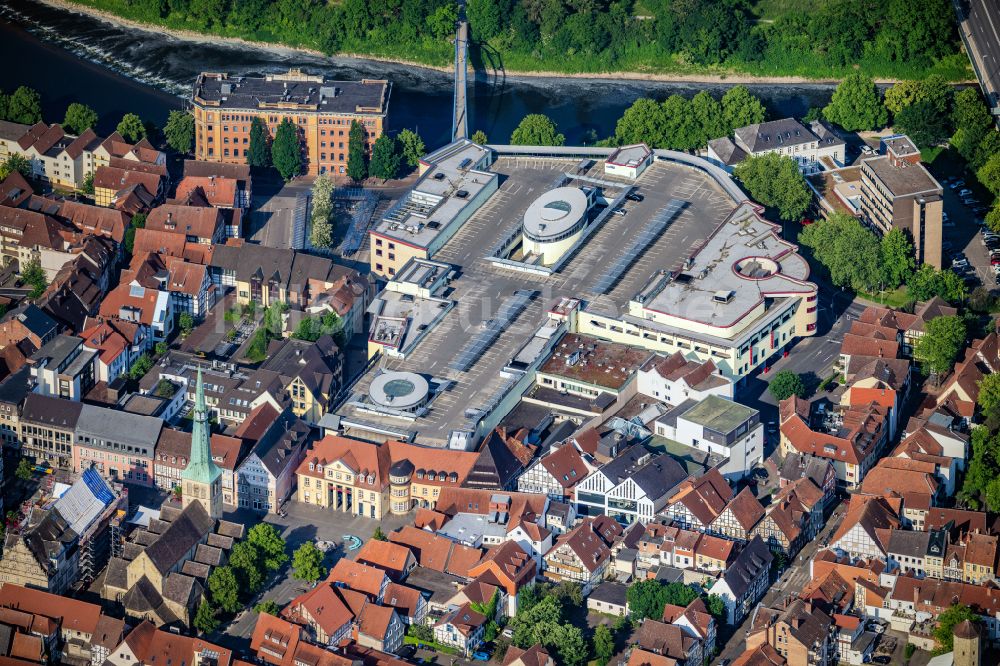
[[592, 199, 686, 294], [450, 290, 536, 372]]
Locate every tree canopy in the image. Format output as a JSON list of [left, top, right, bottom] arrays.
[[164, 110, 195, 154], [768, 371, 807, 401], [397, 129, 425, 169], [116, 113, 147, 143], [511, 114, 565, 146], [626, 580, 698, 620], [310, 174, 335, 249], [370, 134, 401, 180], [347, 120, 368, 182], [292, 542, 326, 583], [933, 605, 977, 654], [247, 117, 270, 167], [271, 119, 302, 181], [62, 103, 98, 135], [207, 566, 240, 613], [2, 87, 42, 125], [21, 259, 47, 299], [823, 73, 887, 131], [733, 153, 811, 222], [914, 315, 967, 377]]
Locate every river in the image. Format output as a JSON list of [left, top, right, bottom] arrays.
[[1, 0, 840, 148]]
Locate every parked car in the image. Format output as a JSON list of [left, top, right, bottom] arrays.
[[626, 192, 644, 202], [959, 188, 973, 196], [612, 208, 627, 217], [472, 652, 491, 662]]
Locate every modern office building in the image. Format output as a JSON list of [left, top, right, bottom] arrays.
[[191, 69, 390, 176], [858, 135, 943, 268]]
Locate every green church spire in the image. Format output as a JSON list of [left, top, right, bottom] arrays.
[[182, 366, 221, 486]]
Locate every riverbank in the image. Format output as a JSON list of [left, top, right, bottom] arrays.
[[42, 0, 975, 86]]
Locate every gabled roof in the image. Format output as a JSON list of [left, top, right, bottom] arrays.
[[668, 468, 732, 526], [356, 539, 414, 575], [143, 501, 215, 574], [538, 443, 591, 489], [328, 559, 388, 599], [718, 536, 772, 598], [829, 495, 899, 555], [720, 487, 765, 531]]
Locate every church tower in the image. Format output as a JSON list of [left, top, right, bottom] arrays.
[[181, 367, 223, 519], [954, 620, 981, 666]]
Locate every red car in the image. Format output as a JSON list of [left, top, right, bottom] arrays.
[[800, 218, 814, 226]]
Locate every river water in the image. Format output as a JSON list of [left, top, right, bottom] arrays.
[[1, 0, 839, 148]]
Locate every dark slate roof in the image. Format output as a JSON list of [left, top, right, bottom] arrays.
[[464, 429, 526, 490], [2, 303, 57, 339], [20, 394, 83, 429], [720, 536, 772, 598], [707, 137, 747, 166], [253, 413, 311, 477], [207, 533, 234, 550], [193, 544, 224, 567], [210, 244, 355, 290], [216, 520, 245, 539], [105, 558, 129, 589], [0, 366, 32, 406], [162, 572, 202, 607], [29, 333, 80, 368], [589, 581, 628, 606], [143, 501, 215, 574], [735, 117, 817, 153]]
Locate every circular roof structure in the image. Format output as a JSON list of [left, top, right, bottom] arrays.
[[522, 187, 589, 241], [369, 371, 429, 410]]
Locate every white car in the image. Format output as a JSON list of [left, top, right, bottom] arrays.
[[959, 188, 973, 196]]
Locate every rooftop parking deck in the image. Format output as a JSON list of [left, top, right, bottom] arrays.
[[338, 156, 739, 448]]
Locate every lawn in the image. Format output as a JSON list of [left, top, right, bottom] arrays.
[[856, 286, 912, 308], [402, 635, 461, 656]]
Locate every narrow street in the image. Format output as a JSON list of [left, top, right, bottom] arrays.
[[713, 499, 849, 665]]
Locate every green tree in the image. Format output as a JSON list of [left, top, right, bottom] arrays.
[[347, 120, 368, 182], [292, 541, 326, 583], [769, 371, 806, 401], [689, 90, 725, 146], [207, 566, 241, 613], [615, 98, 667, 147], [21, 259, 47, 299], [116, 113, 147, 143], [409, 623, 434, 641], [0, 154, 31, 180], [229, 541, 265, 593], [310, 174, 335, 249], [914, 315, 967, 377], [467, 0, 504, 41], [978, 374, 1000, 414], [62, 103, 98, 135], [799, 213, 887, 292], [129, 354, 153, 381], [884, 77, 952, 118], [427, 3, 459, 39], [932, 605, 977, 654], [880, 228, 916, 289], [721, 86, 766, 133], [471, 130, 488, 145], [987, 204, 1000, 235], [593, 625, 614, 666], [164, 110, 195, 154], [907, 264, 968, 303], [895, 99, 950, 149], [254, 600, 281, 615], [550, 581, 584, 607], [248, 523, 288, 571], [706, 594, 726, 625], [179, 312, 194, 336], [823, 73, 887, 131], [271, 119, 302, 181], [951, 88, 994, 163], [370, 134, 401, 180], [978, 153, 1000, 199], [5, 87, 41, 124], [373, 526, 387, 541], [155, 342, 168, 357], [660, 95, 701, 150], [397, 129, 425, 168], [510, 114, 565, 146], [81, 172, 94, 195], [247, 118, 271, 167], [733, 153, 811, 221], [15, 457, 34, 481], [193, 601, 219, 634]]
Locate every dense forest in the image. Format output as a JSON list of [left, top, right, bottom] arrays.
[[73, 0, 967, 79]]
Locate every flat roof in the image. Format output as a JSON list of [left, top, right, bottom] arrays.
[[639, 202, 814, 331], [373, 140, 495, 249], [608, 144, 651, 167], [192, 70, 388, 115], [679, 395, 756, 433], [539, 333, 651, 390], [340, 156, 737, 448], [522, 186, 589, 240], [862, 155, 941, 198]]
